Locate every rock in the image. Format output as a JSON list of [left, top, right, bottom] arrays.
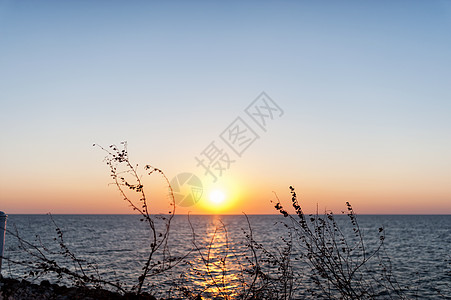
[[40, 280, 50, 287], [0, 277, 163, 300]]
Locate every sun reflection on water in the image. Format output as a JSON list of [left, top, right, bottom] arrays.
[[186, 216, 249, 299]]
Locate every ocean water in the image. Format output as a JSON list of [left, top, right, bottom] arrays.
[[2, 214, 450, 299]]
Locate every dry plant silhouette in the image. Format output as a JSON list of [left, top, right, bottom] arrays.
[[4, 215, 123, 292], [272, 186, 406, 299], [95, 141, 190, 295]]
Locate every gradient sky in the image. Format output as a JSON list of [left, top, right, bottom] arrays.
[[0, 1, 450, 214]]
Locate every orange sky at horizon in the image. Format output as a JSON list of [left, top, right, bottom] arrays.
[[1, 159, 450, 215]]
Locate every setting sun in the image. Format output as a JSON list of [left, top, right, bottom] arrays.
[[209, 189, 226, 205], [196, 178, 242, 214]]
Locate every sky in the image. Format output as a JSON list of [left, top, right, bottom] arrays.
[[0, 1, 450, 215]]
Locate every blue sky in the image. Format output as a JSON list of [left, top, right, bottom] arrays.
[[0, 1, 450, 214]]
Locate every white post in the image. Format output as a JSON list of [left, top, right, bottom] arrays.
[[0, 211, 7, 275]]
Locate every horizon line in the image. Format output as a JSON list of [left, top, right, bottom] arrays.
[[4, 213, 451, 216]]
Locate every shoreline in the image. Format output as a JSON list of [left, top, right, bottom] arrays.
[[0, 277, 157, 300]]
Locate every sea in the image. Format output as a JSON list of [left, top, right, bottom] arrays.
[[2, 214, 450, 299]]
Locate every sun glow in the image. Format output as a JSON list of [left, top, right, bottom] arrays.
[[209, 189, 226, 205], [197, 177, 242, 213]]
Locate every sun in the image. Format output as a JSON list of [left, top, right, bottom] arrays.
[[209, 189, 226, 205], [200, 180, 238, 213]]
